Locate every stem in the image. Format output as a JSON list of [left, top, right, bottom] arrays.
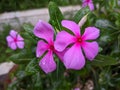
[[110, 30, 120, 36], [91, 67, 99, 90], [56, 58, 60, 81]]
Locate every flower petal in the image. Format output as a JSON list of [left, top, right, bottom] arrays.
[[39, 51, 56, 74], [82, 1, 87, 7], [36, 40, 48, 57], [55, 49, 67, 62], [9, 42, 17, 50], [82, 27, 100, 40], [62, 20, 80, 36], [17, 34, 24, 41], [10, 30, 18, 38], [82, 0, 94, 11], [54, 31, 75, 51], [33, 20, 54, 43], [6, 36, 14, 42], [6, 36, 14, 47], [82, 41, 99, 61], [74, 88, 80, 90], [16, 41, 24, 49], [88, 2, 94, 11], [64, 44, 85, 70]]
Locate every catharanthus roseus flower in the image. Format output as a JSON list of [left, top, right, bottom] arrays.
[[6, 30, 24, 50], [55, 20, 100, 70], [33, 20, 65, 74], [74, 88, 80, 90], [82, 0, 94, 11]]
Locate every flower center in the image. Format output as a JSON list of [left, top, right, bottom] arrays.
[[86, 0, 90, 2], [49, 45, 54, 51], [14, 38, 18, 42], [76, 37, 83, 43]]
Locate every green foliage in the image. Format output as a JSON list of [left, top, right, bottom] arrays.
[[118, 34, 120, 49], [25, 58, 40, 75], [73, 7, 90, 23], [0, 25, 12, 63], [95, 19, 114, 30], [49, 1, 64, 32], [0, 0, 81, 13], [90, 54, 118, 67], [0, 0, 120, 90], [8, 50, 32, 64], [22, 23, 38, 43]]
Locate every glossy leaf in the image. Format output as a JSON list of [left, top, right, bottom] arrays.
[[22, 24, 37, 41], [73, 7, 90, 23], [48, 1, 64, 31], [16, 71, 27, 80], [32, 72, 42, 89], [95, 19, 113, 29], [118, 34, 120, 50], [25, 58, 40, 75], [23, 24, 34, 35], [8, 50, 31, 64], [90, 54, 118, 66]]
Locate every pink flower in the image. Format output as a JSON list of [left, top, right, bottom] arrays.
[[55, 20, 100, 70], [33, 20, 65, 74], [82, 0, 94, 11], [74, 88, 80, 90], [6, 30, 24, 50]]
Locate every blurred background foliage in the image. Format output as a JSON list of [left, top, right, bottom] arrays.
[[0, 0, 120, 90], [0, 0, 82, 13]]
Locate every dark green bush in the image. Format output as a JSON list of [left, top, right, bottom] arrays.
[[0, 0, 81, 13]]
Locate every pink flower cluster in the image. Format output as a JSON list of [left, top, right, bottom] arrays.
[[6, 19, 99, 74], [33, 20, 100, 73]]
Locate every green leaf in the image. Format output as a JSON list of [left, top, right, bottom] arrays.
[[32, 72, 42, 89], [118, 34, 120, 50], [16, 71, 27, 80], [8, 80, 19, 90], [73, 7, 90, 23], [109, 0, 118, 8], [99, 67, 112, 86], [8, 50, 31, 64], [48, 1, 64, 32], [95, 19, 115, 30], [22, 24, 37, 41], [25, 58, 40, 75], [23, 23, 34, 35], [90, 54, 118, 67]]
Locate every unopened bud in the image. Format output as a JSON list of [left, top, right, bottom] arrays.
[[78, 14, 88, 27]]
